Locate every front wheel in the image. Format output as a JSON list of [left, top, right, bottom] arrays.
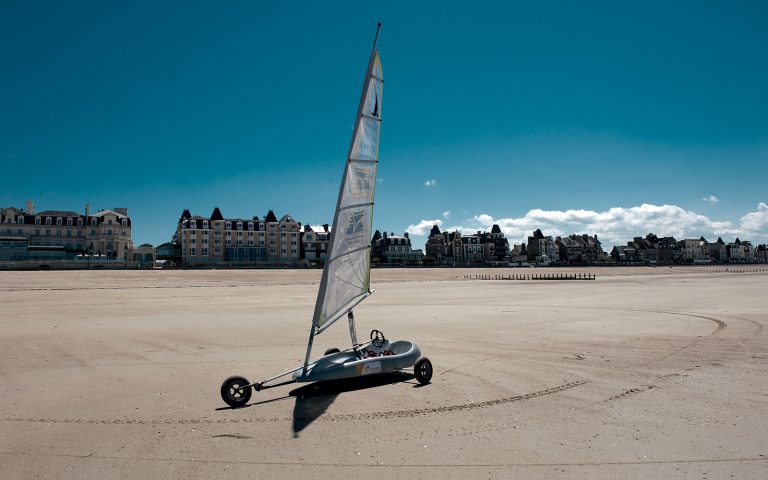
[[220, 375, 252, 408], [414, 357, 433, 385]]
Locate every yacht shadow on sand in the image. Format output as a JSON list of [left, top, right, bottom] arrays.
[[290, 371, 415, 436]]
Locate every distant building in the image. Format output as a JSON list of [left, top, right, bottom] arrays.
[[425, 224, 508, 265], [132, 244, 156, 268], [527, 229, 560, 264], [510, 243, 528, 264], [425, 225, 463, 264], [372, 231, 423, 264], [176, 208, 303, 266], [301, 224, 330, 265], [555, 233, 604, 264], [756, 244, 768, 263], [0, 200, 133, 261], [678, 238, 710, 264]]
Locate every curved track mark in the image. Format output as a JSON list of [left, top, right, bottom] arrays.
[[0, 379, 588, 425]]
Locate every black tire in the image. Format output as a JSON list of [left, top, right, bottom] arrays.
[[220, 375, 252, 408], [414, 357, 433, 385], [324, 347, 341, 356]]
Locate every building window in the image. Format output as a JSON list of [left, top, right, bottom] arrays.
[[202, 247, 208, 256], [77, 218, 83, 226], [225, 221, 231, 230], [248, 222, 254, 231], [35, 217, 41, 225], [66, 218, 73, 226], [92, 219, 97, 226], [17, 216, 24, 224], [203, 221, 209, 229], [45, 217, 52, 225], [189, 247, 196, 255], [237, 222, 243, 230], [122, 219, 127, 227]]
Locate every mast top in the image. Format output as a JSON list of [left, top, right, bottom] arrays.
[[372, 22, 382, 53]]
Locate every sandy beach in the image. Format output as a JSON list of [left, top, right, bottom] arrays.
[[1, 267, 767, 478]]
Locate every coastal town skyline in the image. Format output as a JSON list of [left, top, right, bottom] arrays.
[[2, 2, 767, 254]]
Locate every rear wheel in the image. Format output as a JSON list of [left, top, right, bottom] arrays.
[[324, 347, 341, 355], [220, 376, 252, 408], [414, 357, 433, 385]]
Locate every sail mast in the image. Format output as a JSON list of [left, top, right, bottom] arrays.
[[303, 23, 383, 373]]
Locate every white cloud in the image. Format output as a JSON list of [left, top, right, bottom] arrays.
[[702, 194, 720, 205], [403, 203, 768, 250], [424, 179, 437, 187], [442, 210, 451, 219], [405, 219, 442, 236], [739, 202, 768, 239]]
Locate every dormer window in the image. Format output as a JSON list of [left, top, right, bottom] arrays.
[[56, 218, 62, 226], [91, 218, 97, 226], [66, 218, 73, 226], [203, 220, 209, 229], [225, 221, 232, 230], [17, 216, 24, 224], [46, 217, 52, 225], [237, 222, 243, 230], [77, 218, 83, 226], [35, 217, 41, 225], [122, 219, 128, 227], [248, 222, 254, 231]]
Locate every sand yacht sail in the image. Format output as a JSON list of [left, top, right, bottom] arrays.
[[302, 24, 384, 369]]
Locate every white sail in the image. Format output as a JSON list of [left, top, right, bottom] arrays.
[[312, 46, 383, 334]]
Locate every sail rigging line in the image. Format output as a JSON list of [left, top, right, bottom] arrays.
[[327, 244, 371, 264], [362, 113, 383, 122], [349, 159, 378, 164]]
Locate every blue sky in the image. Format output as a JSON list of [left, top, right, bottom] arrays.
[[2, 1, 767, 249]]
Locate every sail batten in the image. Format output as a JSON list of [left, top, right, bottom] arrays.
[[309, 44, 383, 337]]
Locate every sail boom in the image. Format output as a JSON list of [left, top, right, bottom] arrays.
[[349, 158, 378, 164], [315, 291, 373, 335]]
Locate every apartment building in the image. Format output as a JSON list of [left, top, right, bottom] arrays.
[[0, 200, 133, 261], [177, 208, 302, 266]]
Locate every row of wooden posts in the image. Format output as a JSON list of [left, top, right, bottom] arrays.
[[461, 273, 596, 281], [690, 268, 768, 273]]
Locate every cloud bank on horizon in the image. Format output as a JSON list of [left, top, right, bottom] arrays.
[[406, 202, 768, 249]]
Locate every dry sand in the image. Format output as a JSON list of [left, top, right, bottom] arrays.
[[1, 267, 767, 478]]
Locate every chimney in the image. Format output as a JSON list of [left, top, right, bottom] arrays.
[[323, 224, 329, 232], [403, 232, 409, 239], [25, 200, 34, 214], [85, 202, 91, 217], [383, 232, 388, 239]]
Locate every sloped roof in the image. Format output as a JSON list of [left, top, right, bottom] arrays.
[[491, 224, 501, 234], [211, 207, 224, 221], [265, 210, 278, 222]]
